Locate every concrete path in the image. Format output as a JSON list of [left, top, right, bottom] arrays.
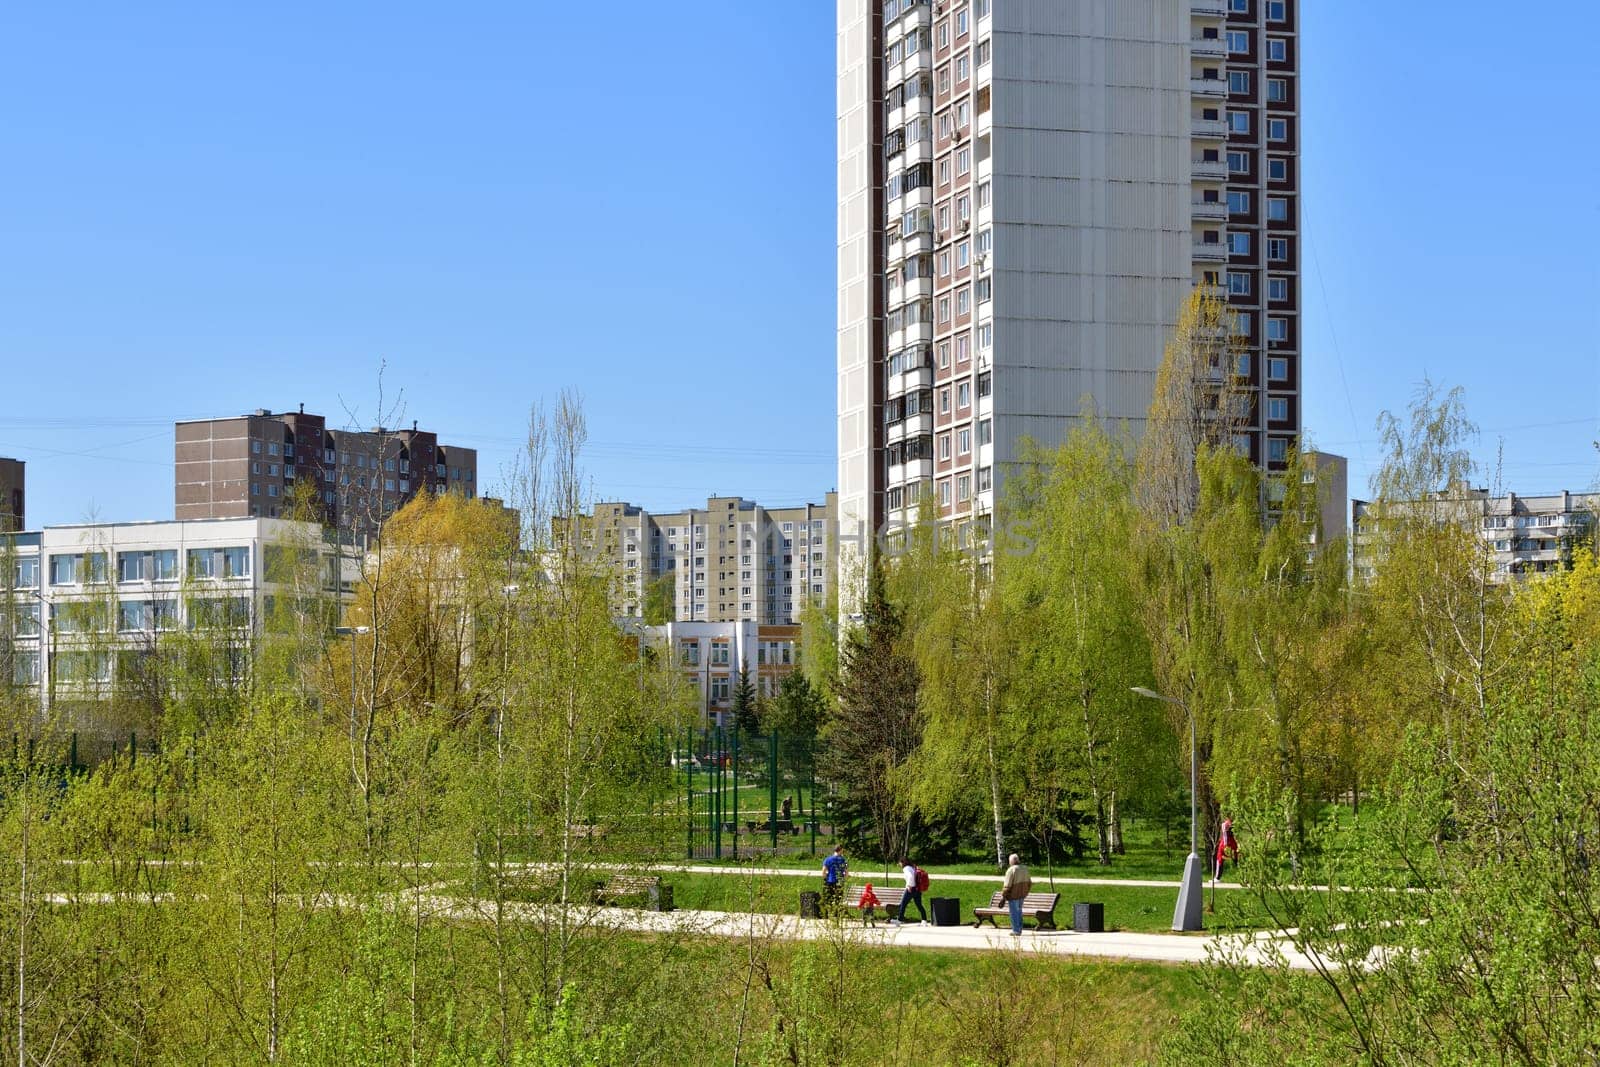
[[655, 862, 1246, 891]]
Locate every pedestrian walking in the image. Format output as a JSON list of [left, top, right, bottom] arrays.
[[858, 881, 881, 926], [1214, 817, 1240, 879], [1001, 853, 1031, 936], [892, 856, 929, 924], [821, 845, 848, 913]]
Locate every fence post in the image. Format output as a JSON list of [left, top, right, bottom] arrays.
[[685, 727, 695, 860], [809, 745, 818, 857], [731, 726, 740, 860], [769, 731, 780, 850]]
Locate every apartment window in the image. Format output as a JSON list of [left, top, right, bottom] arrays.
[[958, 427, 972, 454], [978, 418, 992, 445], [1266, 0, 1285, 18], [1268, 237, 1289, 261], [118, 552, 146, 583], [267, 442, 280, 456], [976, 277, 991, 303], [937, 159, 950, 185], [1268, 158, 1288, 181], [940, 388, 952, 415], [1227, 151, 1249, 174], [324, 448, 335, 463], [1266, 357, 1288, 383], [978, 322, 992, 350], [1267, 317, 1289, 342], [936, 22, 949, 49], [222, 546, 250, 578], [1228, 110, 1250, 134], [13, 602, 39, 637], [957, 241, 970, 268], [977, 371, 991, 397], [938, 341, 951, 368], [977, 466, 992, 493], [956, 7, 969, 35], [1268, 277, 1289, 301], [1266, 78, 1288, 103], [267, 484, 279, 497], [1228, 71, 1251, 96], [957, 381, 971, 407], [939, 480, 952, 506], [1232, 311, 1253, 336], [1227, 190, 1250, 214], [251, 441, 262, 455], [187, 549, 216, 580], [956, 194, 970, 221], [1268, 397, 1289, 422], [14, 557, 39, 589], [1268, 438, 1289, 463], [1237, 353, 1252, 377], [118, 601, 148, 633], [1229, 0, 1247, 10], [1267, 117, 1288, 141], [939, 434, 952, 460], [1229, 232, 1251, 255], [153, 550, 177, 582], [1227, 271, 1251, 296], [1226, 30, 1248, 54], [955, 54, 969, 82], [977, 181, 991, 208], [1267, 196, 1289, 221], [955, 334, 969, 362], [937, 250, 951, 276], [1267, 38, 1287, 62], [976, 39, 990, 66], [937, 204, 950, 232], [956, 147, 970, 175], [937, 296, 951, 323], [384, 479, 396, 492], [956, 475, 971, 502], [956, 287, 971, 315]]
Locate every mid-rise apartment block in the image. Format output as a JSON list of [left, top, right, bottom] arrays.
[[582, 494, 837, 625], [175, 408, 479, 538], [838, 0, 1302, 560], [639, 620, 804, 724], [2, 517, 350, 705], [0, 458, 22, 532], [1352, 487, 1599, 583]]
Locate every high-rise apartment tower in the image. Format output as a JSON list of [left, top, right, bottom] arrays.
[[837, 0, 1301, 567]]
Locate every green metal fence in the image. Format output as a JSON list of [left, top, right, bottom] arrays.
[[680, 726, 819, 861]]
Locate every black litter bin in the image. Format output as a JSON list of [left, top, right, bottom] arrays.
[[799, 891, 821, 919], [653, 884, 674, 913], [1073, 902, 1104, 933], [930, 897, 961, 927]]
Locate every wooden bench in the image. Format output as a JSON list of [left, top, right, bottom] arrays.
[[973, 890, 1060, 930], [842, 884, 906, 923], [592, 873, 673, 912]]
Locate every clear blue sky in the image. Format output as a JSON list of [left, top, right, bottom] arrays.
[[2, 2, 1596, 529]]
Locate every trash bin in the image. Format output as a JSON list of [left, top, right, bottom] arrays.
[[653, 884, 674, 913], [1073, 902, 1104, 933], [930, 897, 961, 927], [799, 891, 821, 919]]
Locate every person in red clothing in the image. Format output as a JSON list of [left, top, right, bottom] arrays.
[[1215, 817, 1240, 878], [857, 882, 882, 926]]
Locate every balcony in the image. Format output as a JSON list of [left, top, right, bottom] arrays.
[[1191, 198, 1227, 222], [1190, 36, 1225, 59], [1192, 238, 1227, 262], [902, 412, 933, 438], [1191, 76, 1226, 99], [1190, 0, 1225, 14], [889, 459, 935, 485], [1191, 117, 1227, 140], [1191, 158, 1227, 181], [890, 365, 935, 394]]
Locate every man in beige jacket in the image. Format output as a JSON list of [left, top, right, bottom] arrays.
[[1001, 853, 1031, 936]]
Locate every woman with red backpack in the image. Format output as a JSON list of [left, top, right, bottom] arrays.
[[892, 856, 929, 924]]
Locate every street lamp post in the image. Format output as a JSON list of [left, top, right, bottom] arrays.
[[1132, 686, 1205, 932], [334, 626, 370, 746]]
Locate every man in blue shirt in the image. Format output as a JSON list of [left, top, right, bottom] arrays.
[[821, 845, 848, 913]]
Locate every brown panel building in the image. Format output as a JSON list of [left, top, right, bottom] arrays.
[[0, 458, 22, 532], [175, 408, 479, 540]]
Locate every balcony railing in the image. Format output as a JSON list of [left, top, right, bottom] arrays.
[[1191, 199, 1227, 221], [1191, 117, 1227, 140], [1190, 36, 1226, 59], [1191, 158, 1227, 181], [1192, 239, 1227, 262], [1190, 0, 1225, 15], [1191, 76, 1227, 99]]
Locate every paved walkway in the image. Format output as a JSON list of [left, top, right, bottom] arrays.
[[656, 862, 1246, 891]]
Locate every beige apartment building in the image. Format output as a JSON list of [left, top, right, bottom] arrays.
[[0, 458, 22, 532], [583, 494, 837, 625], [1352, 486, 1599, 583], [175, 407, 478, 540]]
